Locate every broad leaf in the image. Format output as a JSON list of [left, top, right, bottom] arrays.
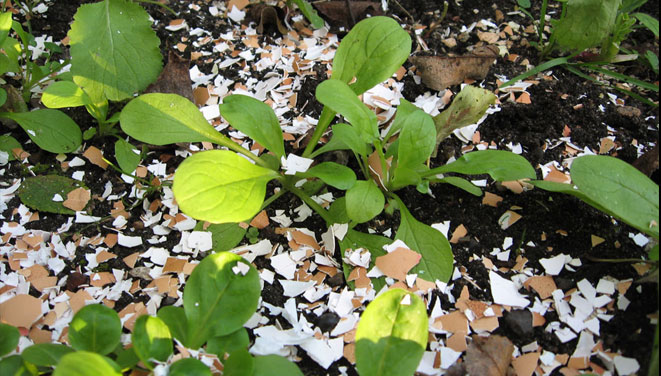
[[346, 180, 384, 223], [552, 0, 620, 52], [253, 355, 304, 376], [21, 344, 74, 367], [18, 175, 82, 215], [132, 315, 173, 365], [184, 252, 260, 348], [193, 222, 246, 252], [41, 81, 91, 108], [395, 199, 454, 283], [115, 346, 139, 370], [114, 138, 141, 174], [316, 79, 378, 143], [0, 12, 12, 47], [332, 16, 411, 95], [169, 358, 212, 376], [223, 349, 255, 376], [396, 106, 436, 168], [0, 109, 81, 153], [307, 162, 357, 190], [0, 355, 38, 376], [156, 306, 188, 345], [431, 150, 536, 181], [173, 150, 278, 223], [68, 0, 162, 101], [433, 85, 496, 144], [355, 288, 428, 376], [120, 93, 221, 145], [68, 304, 121, 355], [383, 99, 420, 141], [54, 352, 121, 376], [310, 123, 369, 158], [219, 94, 285, 159], [571, 155, 659, 239], [206, 328, 250, 358], [0, 323, 19, 357]]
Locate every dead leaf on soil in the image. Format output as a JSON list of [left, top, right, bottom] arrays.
[[409, 45, 499, 91], [465, 335, 514, 376], [144, 50, 194, 102], [247, 4, 288, 35], [313, 1, 383, 28]]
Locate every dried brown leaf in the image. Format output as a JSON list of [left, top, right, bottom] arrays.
[[144, 51, 194, 102], [313, 1, 383, 28], [464, 335, 514, 376]]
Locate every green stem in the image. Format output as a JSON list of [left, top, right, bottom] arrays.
[[287, 184, 334, 225], [585, 256, 658, 264], [260, 188, 286, 211], [302, 106, 336, 158], [538, 0, 548, 45]]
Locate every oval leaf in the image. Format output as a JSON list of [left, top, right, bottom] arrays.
[[132, 315, 173, 364], [120, 93, 220, 146], [53, 352, 121, 376], [396, 108, 436, 168], [310, 123, 368, 158], [316, 79, 378, 143], [169, 358, 212, 376], [173, 150, 277, 224], [0, 134, 22, 161], [307, 162, 356, 190], [193, 222, 247, 252], [184, 252, 260, 348], [206, 328, 250, 359], [1, 109, 81, 153], [156, 306, 188, 345], [68, 304, 121, 355], [0, 323, 19, 357], [355, 288, 428, 376], [434, 85, 497, 143], [432, 150, 536, 181], [114, 138, 141, 174], [253, 355, 304, 376], [571, 155, 659, 238], [223, 349, 255, 376], [21, 343, 74, 367], [332, 16, 411, 94], [346, 180, 384, 223], [41, 81, 91, 108], [68, 0, 162, 101], [18, 175, 83, 215], [219, 94, 285, 159], [0, 355, 38, 376]]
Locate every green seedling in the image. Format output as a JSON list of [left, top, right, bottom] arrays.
[[288, 0, 324, 29], [121, 16, 536, 289]]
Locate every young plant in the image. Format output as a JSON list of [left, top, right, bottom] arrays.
[[0, 251, 303, 375], [120, 16, 536, 290]]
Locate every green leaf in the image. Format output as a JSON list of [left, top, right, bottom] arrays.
[[18, 175, 83, 215], [114, 138, 141, 174], [310, 123, 369, 158], [184, 252, 260, 348], [0, 134, 20, 161], [219, 95, 285, 159], [383, 99, 419, 141], [431, 150, 537, 181], [433, 85, 497, 144], [570, 155, 659, 239], [307, 162, 357, 190], [355, 289, 428, 376], [169, 358, 212, 376], [290, 0, 324, 28], [0, 87, 6, 107], [223, 349, 254, 376], [0, 109, 81, 153], [173, 150, 278, 224], [132, 315, 172, 365], [0, 12, 12, 47], [316, 79, 378, 143], [552, 0, 621, 52], [206, 328, 250, 358], [332, 16, 411, 95], [68, 304, 121, 355], [396, 106, 436, 168], [633, 12, 659, 37], [41, 81, 91, 109], [0, 355, 38, 376], [53, 352, 121, 376], [120, 93, 220, 146], [0, 323, 19, 357], [649, 244, 659, 261], [68, 0, 162, 101], [21, 344, 74, 367], [1, 37, 21, 74], [436, 176, 483, 196], [346, 180, 384, 223], [156, 306, 188, 345], [338, 230, 390, 291], [194, 222, 247, 252], [390, 165, 422, 190], [114, 346, 139, 370], [253, 354, 304, 376], [395, 199, 454, 283]]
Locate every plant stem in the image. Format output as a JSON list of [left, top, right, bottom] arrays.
[[538, 0, 548, 45], [260, 188, 286, 211], [287, 184, 334, 225], [586, 256, 658, 264], [302, 106, 336, 158]]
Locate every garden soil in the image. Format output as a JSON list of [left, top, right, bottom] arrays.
[[1, 0, 659, 375]]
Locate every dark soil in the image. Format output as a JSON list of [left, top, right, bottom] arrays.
[[1, 0, 658, 375]]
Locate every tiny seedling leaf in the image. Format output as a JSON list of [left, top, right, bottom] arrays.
[[290, 0, 324, 28], [184, 252, 261, 349], [206, 328, 250, 359], [54, 352, 121, 376], [346, 180, 384, 223], [18, 175, 83, 215], [355, 288, 428, 376], [156, 306, 188, 345], [219, 94, 285, 159], [169, 358, 212, 376], [120, 93, 220, 145], [21, 344, 74, 367], [68, 304, 122, 355], [41, 81, 91, 108], [114, 138, 141, 174], [332, 16, 411, 95], [68, 0, 162, 101], [432, 150, 537, 181], [433, 85, 496, 145], [173, 150, 278, 224], [0, 109, 82, 153], [307, 162, 357, 190], [0, 323, 19, 357], [132, 315, 173, 365]]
